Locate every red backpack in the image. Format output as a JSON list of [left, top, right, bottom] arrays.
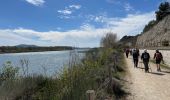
[[155, 53, 162, 60]]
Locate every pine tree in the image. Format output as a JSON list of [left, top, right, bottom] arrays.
[[155, 2, 170, 21]]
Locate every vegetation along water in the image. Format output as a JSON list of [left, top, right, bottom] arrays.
[[0, 32, 128, 100]]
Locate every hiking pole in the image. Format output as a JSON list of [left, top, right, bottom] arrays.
[[148, 63, 152, 72], [139, 60, 144, 71]]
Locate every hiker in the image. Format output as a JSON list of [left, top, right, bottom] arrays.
[[132, 49, 139, 68], [141, 49, 150, 73], [154, 49, 163, 72], [130, 49, 132, 56], [136, 48, 140, 55], [125, 48, 130, 58]]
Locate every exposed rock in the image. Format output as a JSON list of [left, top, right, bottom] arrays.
[[136, 15, 170, 49]]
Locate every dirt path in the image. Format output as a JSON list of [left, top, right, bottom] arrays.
[[126, 55, 170, 100]]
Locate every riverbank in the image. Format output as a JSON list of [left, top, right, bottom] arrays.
[[0, 47, 127, 100]]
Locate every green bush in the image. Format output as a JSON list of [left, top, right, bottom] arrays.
[[142, 20, 157, 33], [0, 61, 19, 82]]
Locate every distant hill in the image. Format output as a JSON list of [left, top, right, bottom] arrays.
[[119, 35, 139, 47], [16, 44, 38, 48]]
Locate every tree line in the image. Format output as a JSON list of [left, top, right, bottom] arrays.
[[0, 46, 73, 53]]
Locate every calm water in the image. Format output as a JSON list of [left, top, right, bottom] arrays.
[[0, 50, 86, 76]]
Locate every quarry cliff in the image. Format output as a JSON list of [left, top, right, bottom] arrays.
[[136, 15, 170, 49]]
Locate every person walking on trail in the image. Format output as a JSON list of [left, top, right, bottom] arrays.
[[136, 48, 140, 55], [154, 49, 163, 72], [125, 48, 130, 58], [132, 49, 139, 68], [130, 49, 132, 56], [141, 49, 150, 73]]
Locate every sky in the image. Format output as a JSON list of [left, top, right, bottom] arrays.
[[0, 0, 169, 47]]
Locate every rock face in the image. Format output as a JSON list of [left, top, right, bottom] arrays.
[[136, 15, 170, 49]]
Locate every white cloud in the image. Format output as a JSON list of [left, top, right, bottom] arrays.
[[58, 16, 72, 19], [58, 9, 72, 15], [25, 0, 45, 6], [0, 29, 46, 46], [124, 3, 134, 11], [69, 5, 81, 9], [107, 12, 155, 36], [0, 12, 155, 47], [166, 0, 170, 2], [85, 13, 108, 23], [57, 4, 82, 19]]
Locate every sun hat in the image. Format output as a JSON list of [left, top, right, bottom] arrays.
[[144, 49, 147, 52]]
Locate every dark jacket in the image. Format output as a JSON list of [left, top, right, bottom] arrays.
[[141, 52, 150, 62], [133, 50, 139, 59]]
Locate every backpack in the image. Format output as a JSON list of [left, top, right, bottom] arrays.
[[155, 53, 162, 60], [133, 50, 138, 58], [126, 49, 129, 53], [143, 53, 149, 59]]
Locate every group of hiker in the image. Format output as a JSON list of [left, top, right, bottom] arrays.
[[125, 48, 163, 73]]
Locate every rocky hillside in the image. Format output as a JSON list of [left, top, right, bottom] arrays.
[[136, 14, 170, 49], [119, 35, 139, 47]]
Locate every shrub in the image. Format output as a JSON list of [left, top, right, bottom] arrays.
[[142, 20, 157, 33], [0, 61, 19, 82], [100, 32, 117, 48]]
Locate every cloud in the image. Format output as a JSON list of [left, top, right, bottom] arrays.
[[166, 0, 170, 2], [25, 0, 45, 6], [69, 5, 81, 10], [106, 12, 155, 36], [0, 29, 45, 46], [57, 4, 82, 19], [85, 12, 108, 24], [58, 9, 72, 15], [0, 12, 155, 47], [124, 3, 134, 11]]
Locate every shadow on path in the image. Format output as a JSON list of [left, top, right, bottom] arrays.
[[149, 72, 165, 76], [161, 70, 170, 74], [137, 67, 144, 69]]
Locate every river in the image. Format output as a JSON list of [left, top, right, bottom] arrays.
[[0, 49, 87, 76]]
